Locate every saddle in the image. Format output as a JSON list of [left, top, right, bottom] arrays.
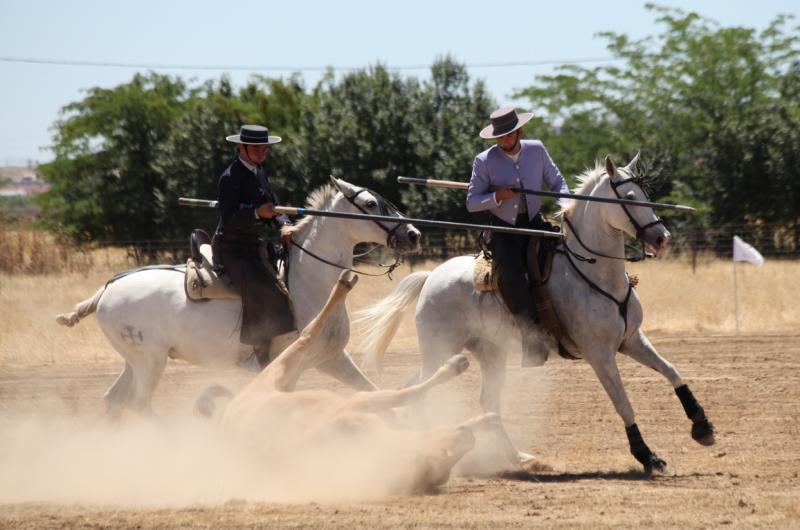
[[184, 229, 239, 302], [472, 236, 563, 340]]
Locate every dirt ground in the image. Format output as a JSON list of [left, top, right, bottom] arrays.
[[1, 330, 798, 529]]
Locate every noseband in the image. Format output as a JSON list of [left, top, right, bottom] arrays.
[[342, 187, 409, 248]]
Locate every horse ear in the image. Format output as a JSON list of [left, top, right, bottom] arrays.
[[330, 175, 356, 195], [626, 151, 641, 174], [605, 155, 617, 179]]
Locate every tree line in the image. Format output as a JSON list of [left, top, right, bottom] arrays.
[[36, 6, 799, 255]]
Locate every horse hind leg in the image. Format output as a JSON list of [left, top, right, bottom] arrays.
[[103, 361, 134, 418], [316, 350, 377, 391], [465, 337, 532, 466], [127, 350, 168, 414], [621, 330, 716, 446]]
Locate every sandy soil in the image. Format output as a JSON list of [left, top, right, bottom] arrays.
[[1, 331, 798, 529]]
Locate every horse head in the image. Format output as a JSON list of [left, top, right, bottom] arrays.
[[329, 176, 421, 253], [603, 154, 671, 256]]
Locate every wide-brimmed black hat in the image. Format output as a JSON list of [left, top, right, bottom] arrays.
[[226, 124, 282, 145], [479, 107, 534, 139]]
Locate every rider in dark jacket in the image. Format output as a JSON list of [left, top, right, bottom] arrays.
[[212, 125, 295, 365]]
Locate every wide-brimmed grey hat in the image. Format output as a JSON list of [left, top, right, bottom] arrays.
[[479, 107, 534, 139], [226, 124, 282, 145]]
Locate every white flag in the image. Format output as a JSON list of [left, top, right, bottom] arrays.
[[733, 236, 764, 267]]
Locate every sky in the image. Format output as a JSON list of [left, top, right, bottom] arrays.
[[1, 0, 798, 165]]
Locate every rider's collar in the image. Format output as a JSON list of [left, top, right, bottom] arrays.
[[238, 156, 258, 174]]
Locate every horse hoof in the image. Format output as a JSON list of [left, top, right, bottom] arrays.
[[446, 354, 470, 375], [337, 270, 359, 289], [692, 420, 717, 446], [644, 455, 668, 475]]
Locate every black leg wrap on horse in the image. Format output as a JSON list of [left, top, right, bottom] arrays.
[[625, 423, 667, 473], [675, 384, 703, 421], [676, 385, 716, 445]]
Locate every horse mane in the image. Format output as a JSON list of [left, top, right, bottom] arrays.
[[561, 163, 607, 218], [284, 184, 338, 236]]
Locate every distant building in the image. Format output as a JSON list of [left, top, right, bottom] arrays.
[[0, 165, 49, 196]]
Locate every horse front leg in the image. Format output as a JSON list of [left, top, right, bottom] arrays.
[[585, 349, 667, 474], [343, 354, 469, 413], [621, 330, 716, 446]]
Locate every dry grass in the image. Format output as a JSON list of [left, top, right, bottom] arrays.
[[1, 256, 797, 367], [627, 258, 798, 334]]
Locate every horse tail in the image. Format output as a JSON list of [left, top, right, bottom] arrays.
[[353, 270, 431, 370], [193, 385, 233, 419], [56, 285, 106, 327]]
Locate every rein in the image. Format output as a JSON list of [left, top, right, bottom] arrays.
[[558, 245, 634, 332], [287, 187, 409, 278], [289, 240, 402, 278], [554, 173, 663, 332], [562, 174, 663, 263]]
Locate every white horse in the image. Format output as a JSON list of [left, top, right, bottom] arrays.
[[356, 155, 716, 473], [57, 177, 421, 416]]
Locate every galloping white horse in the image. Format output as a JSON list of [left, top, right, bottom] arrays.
[[57, 177, 420, 416], [356, 155, 715, 473]]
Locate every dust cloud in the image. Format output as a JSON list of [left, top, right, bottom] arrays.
[[0, 383, 520, 507]]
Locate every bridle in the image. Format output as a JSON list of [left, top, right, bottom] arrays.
[[341, 187, 410, 250], [557, 172, 665, 333], [288, 186, 411, 278], [563, 173, 664, 263], [609, 174, 665, 242]]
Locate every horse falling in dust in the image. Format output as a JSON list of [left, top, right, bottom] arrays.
[[356, 154, 716, 473], [56, 177, 421, 416], [200, 270, 498, 495]]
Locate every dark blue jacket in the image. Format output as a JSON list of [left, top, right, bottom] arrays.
[[214, 158, 287, 242]]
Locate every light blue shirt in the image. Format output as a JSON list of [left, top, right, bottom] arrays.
[[466, 140, 569, 225]]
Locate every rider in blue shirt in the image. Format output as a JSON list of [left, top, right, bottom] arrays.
[[467, 107, 568, 366]]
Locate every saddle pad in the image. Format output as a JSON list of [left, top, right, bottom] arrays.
[[184, 258, 239, 301], [473, 254, 498, 293]]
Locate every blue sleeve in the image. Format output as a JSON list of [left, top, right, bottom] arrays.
[[466, 156, 499, 212]]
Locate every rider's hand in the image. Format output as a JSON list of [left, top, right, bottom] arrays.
[[256, 202, 277, 219], [280, 223, 294, 244], [494, 187, 520, 202]]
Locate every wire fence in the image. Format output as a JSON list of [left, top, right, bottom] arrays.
[[100, 221, 799, 266]]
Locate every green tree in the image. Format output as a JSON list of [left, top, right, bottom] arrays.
[[515, 5, 800, 252], [401, 56, 495, 222], [38, 72, 188, 241], [152, 76, 308, 239], [284, 64, 421, 208]]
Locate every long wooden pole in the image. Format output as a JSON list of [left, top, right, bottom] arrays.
[[178, 197, 561, 238], [397, 176, 696, 212]]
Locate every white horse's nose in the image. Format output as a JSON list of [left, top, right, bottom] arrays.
[[657, 232, 671, 252], [408, 228, 421, 245]]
